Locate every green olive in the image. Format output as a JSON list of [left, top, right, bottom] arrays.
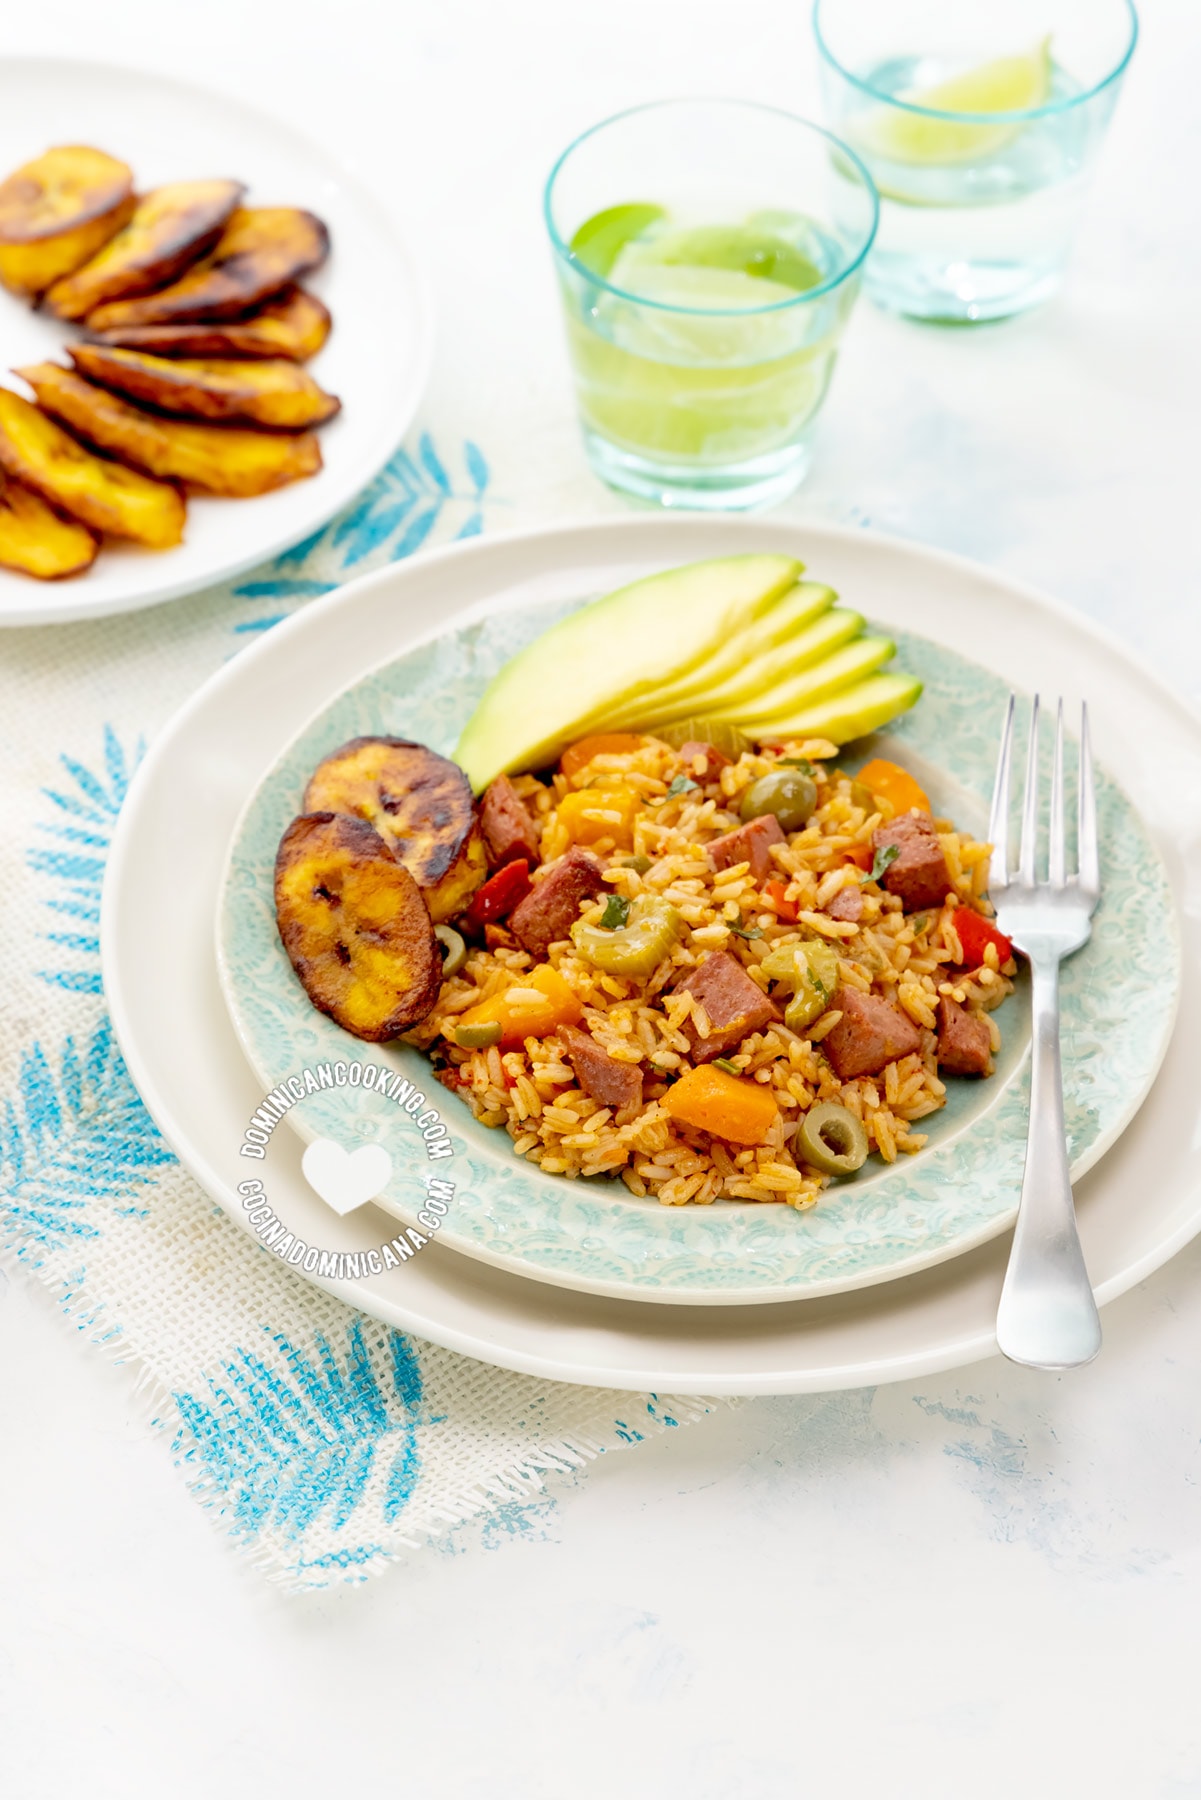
[[454, 1020, 502, 1050], [435, 924, 467, 978], [794, 1102, 869, 1177], [740, 769, 818, 832]]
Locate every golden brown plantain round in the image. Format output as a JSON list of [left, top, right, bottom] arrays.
[[18, 362, 321, 498], [84, 286, 332, 361], [0, 388, 184, 547], [274, 812, 442, 1041], [303, 736, 487, 924], [45, 178, 246, 321], [0, 146, 134, 297], [0, 474, 98, 579], [85, 207, 331, 329], [68, 343, 341, 430], [0, 145, 132, 240]]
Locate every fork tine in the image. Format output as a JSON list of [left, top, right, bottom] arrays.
[[1018, 694, 1040, 886], [988, 692, 1015, 889], [1049, 698, 1066, 887], [1078, 700, 1099, 898]]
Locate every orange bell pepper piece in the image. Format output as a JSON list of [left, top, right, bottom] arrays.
[[560, 733, 646, 779], [556, 784, 639, 849], [856, 758, 930, 817], [664, 1064, 779, 1147], [764, 877, 799, 922], [457, 964, 582, 1048], [843, 843, 874, 871]]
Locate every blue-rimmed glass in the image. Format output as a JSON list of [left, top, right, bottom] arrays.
[[544, 99, 878, 511], [813, 0, 1138, 323]]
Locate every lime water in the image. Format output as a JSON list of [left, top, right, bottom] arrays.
[[559, 208, 858, 505], [840, 55, 1102, 321]]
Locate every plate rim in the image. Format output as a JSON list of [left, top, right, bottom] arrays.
[[0, 51, 434, 627], [211, 593, 1181, 1305], [100, 513, 1201, 1391]]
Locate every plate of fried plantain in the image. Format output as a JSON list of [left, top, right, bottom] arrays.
[[0, 56, 431, 625]]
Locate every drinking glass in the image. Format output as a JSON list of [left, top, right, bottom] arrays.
[[813, 0, 1138, 323], [543, 99, 878, 510]]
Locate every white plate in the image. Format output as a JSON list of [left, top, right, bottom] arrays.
[[102, 517, 1201, 1394], [214, 591, 1177, 1304], [0, 56, 431, 626]]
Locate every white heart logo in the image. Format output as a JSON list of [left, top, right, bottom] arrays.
[[301, 1138, 393, 1216]]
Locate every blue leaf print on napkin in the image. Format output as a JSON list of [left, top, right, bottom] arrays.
[[233, 432, 494, 635], [173, 1320, 425, 1540], [0, 1021, 172, 1261], [29, 724, 142, 993]]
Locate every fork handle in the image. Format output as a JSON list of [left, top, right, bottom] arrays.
[[995, 956, 1102, 1370]]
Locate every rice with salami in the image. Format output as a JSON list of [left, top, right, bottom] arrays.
[[406, 735, 1015, 1208]]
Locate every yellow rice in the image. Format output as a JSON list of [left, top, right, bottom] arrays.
[[406, 736, 1014, 1209]]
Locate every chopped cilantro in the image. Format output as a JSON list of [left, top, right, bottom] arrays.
[[664, 774, 699, 800], [729, 920, 763, 941], [910, 913, 929, 936], [861, 842, 900, 885], [713, 1057, 743, 1076], [779, 757, 814, 775], [599, 893, 631, 930]]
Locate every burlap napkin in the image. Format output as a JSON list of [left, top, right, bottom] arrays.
[[0, 433, 713, 1589]]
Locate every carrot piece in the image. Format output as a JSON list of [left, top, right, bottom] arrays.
[[560, 733, 646, 779], [764, 877, 798, 922], [664, 1064, 779, 1147], [856, 757, 930, 817], [556, 784, 639, 849], [456, 964, 582, 1047]]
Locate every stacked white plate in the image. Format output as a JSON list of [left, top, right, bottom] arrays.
[[102, 516, 1201, 1392]]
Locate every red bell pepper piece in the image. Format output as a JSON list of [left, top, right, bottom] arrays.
[[465, 858, 532, 930], [953, 908, 1013, 968]]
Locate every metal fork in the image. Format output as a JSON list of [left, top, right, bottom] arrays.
[[988, 694, 1102, 1371]]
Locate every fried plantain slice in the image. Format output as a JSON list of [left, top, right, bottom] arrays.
[[274, 812, 442, 1042], [0, 388, 184, 547], [0, 146, 134, 297], [19, 362, 321, 497], [85, 285, 332, 361], [303, 737, 487, 925], [85, 207, 330, 329], [69, 343, 341, 429], [45, 179, 246, 321], [0, 473, 98, 579]]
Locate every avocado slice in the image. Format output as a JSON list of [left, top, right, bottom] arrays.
[[634, 606, 865, 731], [708, 634, 897, 727], [454, 553, 802, 790], [594, 581, 836, 732], [690, 607, 867, 721], [745, 672, 924, 747]]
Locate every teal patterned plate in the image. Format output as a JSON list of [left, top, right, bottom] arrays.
[[217, 596, 1179, 1304]]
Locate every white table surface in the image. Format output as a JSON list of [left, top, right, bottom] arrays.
[[3, 4, 1200, 1795]]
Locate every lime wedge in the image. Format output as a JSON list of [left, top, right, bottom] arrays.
[[856, 39, 1052, 166], [569, 204, 666, 277], [653, 224, 824, 294]]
